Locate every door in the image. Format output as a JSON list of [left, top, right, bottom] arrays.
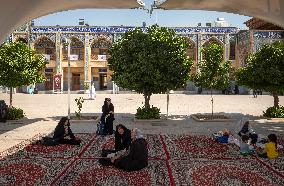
[[72, 74, 81, 90], [99, 74, 107, 90], [45, 73, 53, 90]]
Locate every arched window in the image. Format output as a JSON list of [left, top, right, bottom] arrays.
[[15, 37, 27, 44], [229, 39, 236, 60], [34, 36, 55, 60], [187, 39, 196, 61], [91, 37, 112, 60], [202, 38, 224, 60], [62, 37, 84, 60]]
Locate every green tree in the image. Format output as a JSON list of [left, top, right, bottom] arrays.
[[0, 42, 46, 106], [191, 43, 231, 115], [108, 25, 193, 109], [236, 41, 284, 107]]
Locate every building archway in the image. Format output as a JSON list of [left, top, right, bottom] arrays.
[[0, 0, 284, 43], [90, 35, 112, 61], [34, 36, 56, 60], [201, 37, 224, 61]]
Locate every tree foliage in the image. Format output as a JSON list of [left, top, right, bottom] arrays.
[[0, 42, 46, 105], [236, 41, 284, 107], [191, 43, 231, 90], [108, 25, 193, 108]]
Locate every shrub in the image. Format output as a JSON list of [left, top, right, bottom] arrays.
[[135, 106, 160, 119], [7, 106, 25, 120], [83, 83, 90, 90], [263, 106, 284, 118], [75, 97, 84, 119]]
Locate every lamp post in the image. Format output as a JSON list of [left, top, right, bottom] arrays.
[[65, 38, 71, 119]]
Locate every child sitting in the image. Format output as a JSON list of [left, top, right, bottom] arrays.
[[240, 135, 254, 156], [257, 134, 278, 159], [213, 129, 230, 143]]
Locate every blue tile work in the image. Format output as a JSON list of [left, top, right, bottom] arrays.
[[254, 31, 284, 40], [31, 26, 238, 34], [253, 31, 284, 53]]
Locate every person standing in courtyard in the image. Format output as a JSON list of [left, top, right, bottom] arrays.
[[101, 98, 115, 135]]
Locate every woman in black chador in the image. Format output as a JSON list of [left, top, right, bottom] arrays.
[[113, 128, 148, 171], [38, 117, 81, 146], [53, 117, 81, 145], [101, 98, 115, 135], [101, 124, 132, 157], [99, 128, 148, 172]]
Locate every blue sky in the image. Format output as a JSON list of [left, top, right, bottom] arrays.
[[35, 7, 251, 29]]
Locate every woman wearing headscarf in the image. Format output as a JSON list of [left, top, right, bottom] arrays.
[[113, 128, 148, 172], [101, 124, 132, 157], [238, 119, 258, 145], [101, 98, 115, 135], [52, 117, 81, 145]]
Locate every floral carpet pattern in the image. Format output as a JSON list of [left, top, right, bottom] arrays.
[[0, 134, 284, 185]]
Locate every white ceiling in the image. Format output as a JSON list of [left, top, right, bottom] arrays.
[[0, 0, 141, 42], [159, 0, 284, 28]]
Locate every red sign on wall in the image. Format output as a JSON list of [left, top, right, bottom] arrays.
[[54, 74, 62, 91]]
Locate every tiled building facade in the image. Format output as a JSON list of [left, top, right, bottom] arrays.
[[12, 22, 284, 92]]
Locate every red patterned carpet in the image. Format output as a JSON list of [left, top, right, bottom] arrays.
[[0, 134, 284, 185]]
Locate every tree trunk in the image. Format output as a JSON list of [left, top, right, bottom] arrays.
[[144, 93, 151, 109], [272, 92, 279, 107], [9, 87, 13, 107], [211, 87, 214, 117]]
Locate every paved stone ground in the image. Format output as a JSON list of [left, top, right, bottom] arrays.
[[0, 93, 284, 152]]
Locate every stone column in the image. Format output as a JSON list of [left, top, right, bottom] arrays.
[[55, 32, 63, 92], [197, 34, 202, 66], [55, 32, 61, 74]]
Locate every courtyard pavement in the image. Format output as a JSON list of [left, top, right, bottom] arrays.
[[0, 93, 283, 152]]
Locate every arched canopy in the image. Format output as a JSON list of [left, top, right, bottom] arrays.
[[159, 0, 284, 28], [0, 0, 142, 43], [34, 36, 55, 48]]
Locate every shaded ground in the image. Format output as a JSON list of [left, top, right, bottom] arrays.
[[0, 133, 284, 185], [0, 93, 284, 185]]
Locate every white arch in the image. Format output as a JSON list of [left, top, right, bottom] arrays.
[[0, 0, 142, 43], [160, 0, 284, 28]]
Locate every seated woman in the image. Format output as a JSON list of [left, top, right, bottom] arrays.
[[99, 128, 148, 172], [238, 120, 258, 146], [101, 124, 131, 157], [39, 117, 81, 146], [52, 117, 81, 145]]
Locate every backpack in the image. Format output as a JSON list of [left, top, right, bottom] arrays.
[[96, 121, 105, 135]]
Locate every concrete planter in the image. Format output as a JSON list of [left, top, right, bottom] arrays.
[[191, 114, 233, 122], [262, 116, 284, 122], [134, 117, 163, 122], [70, 115, 99, 123]]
